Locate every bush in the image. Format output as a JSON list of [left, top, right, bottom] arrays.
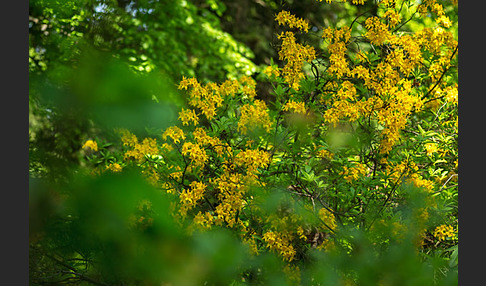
[[30, 0, 458, 285]]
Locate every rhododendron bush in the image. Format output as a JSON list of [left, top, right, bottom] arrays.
[[30, 0, 458, 285]]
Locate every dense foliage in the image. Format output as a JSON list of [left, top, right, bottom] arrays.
[[29, 0, 458, 285]]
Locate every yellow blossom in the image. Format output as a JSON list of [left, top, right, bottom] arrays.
[[162, 126, 186, 144], [278, 31, 316, 90], [283, 100, 306, 114], [364, 16, 393, 45], [192, 211, 213, 230], [319, 207, 337, 231], [82, 139, 98, 152], [444, 84, 458, 105], [106, 163, 122, 173], [179, 181, 207, 217], [178, 108, 199, 126], [383, 9, 401, 28], [124, 137, 159, 163], [181, 142, 208, 168], [219, 79, 239, 97], [263, 231, 296, 262], [119, 129, 138, 147], [239, 75, 257, 100], [433, 224, 455, 241], [341, 162, 367, 182], [233, 149, 271, 176], [275, 10, 309, 33], [238, 100, 273, 134], [297, 226, 307, 240], [264, 65, 280, 78], [425, 142, 439, 156], [316, 148, 334, 160]]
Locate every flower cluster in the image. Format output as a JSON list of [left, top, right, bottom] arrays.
[[418, 0, 452, 28], [162, 126, 186, 144], [106, 163, 123, 173], [319, 208, 337, 231], [341, 162, 368, 183], [323, 80, 361, 125], [315, 147, 334, 160], [181, 141, 208, 169], [237, 99, 272, 134], [364, 16, 393, 46], [233, 149, 271, 177], [124, 137, 159, 163], [424, 143, 439, 156], [239, 75, 258, 100], [278, 31, 316, 90], [193, 127, 232, 158], [263, 65, 280, 78], [82, 139, 98, 152], [179, 181, 207, 217], [263, 231, 296, 262], [212, 173, 247, 228], [178, 108, 199, 126], [283, 100, 306, 114], [444, 84, 458, 105], [178, 76, 225, 120], [191, 211, 214, 230], [383, 9, 401, 28], [433, 224, 455, 241], [275, 10, 309, 33], [322, 26, 351, 78]]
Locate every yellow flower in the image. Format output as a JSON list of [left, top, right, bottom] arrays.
[[383, 9, 401, 28], [433, 224, 455, 241], [82, 139, 98, 152], [316, 148, 334, 160], [424, 142, 438, 156], [341, 162, 367, 183], [178, 108, 199, 126], [319, 208, 337, 231], [238, 100, 273, 134], [264, 65, 280, 78], [263, 231, 296, 262], [275, 10, 309, 33], [444, 84, 458, 105], [283, 100, 306, 114], [162, 126, 186, 144], [239, 75, 257, 100], [277, 31, 316, 90], [118, 129, 138, 147], [192, 211, 213, 230], [181, 142, 208, 168], [179, 181, 207, 217], [106, 163, 122, 173], [297, 226, 307, 240], [124, 137, 159, 163], [364, 16, 393, 45]]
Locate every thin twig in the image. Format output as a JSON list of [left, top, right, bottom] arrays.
[[434, 174, 458, 194], [422, 45, 458, 100]]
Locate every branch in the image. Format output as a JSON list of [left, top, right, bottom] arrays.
[[421, 46, 458, 100], [44, 253, 107, 286], [434, 174, 458, 194], [392, 9, 419, 33]]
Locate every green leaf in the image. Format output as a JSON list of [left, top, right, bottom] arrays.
[[274, 85, 286, 97], [448, 246, 458, 267]]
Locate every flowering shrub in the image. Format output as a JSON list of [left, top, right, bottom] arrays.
[[61, 0, 458, 284]]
